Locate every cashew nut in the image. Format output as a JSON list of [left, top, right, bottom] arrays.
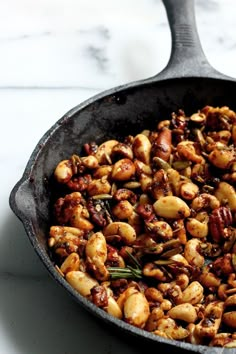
[[215, 182, 236, 211], [156, 318, 189, 340], [195, 301, 224, 337], [103, 222, 136, 245], [145, 307, 165, 332], [184, 239, 204, 267], [96, 140, 118, 164], [180, 281, 204, 305], [186, 217, 208, 239]]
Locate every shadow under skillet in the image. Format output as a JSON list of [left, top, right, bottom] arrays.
[[0, 212, 47, 276], [0, 212, 147, 354]]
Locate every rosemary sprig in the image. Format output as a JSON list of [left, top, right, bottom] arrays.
[[108, 266, 142, 280], [108, 250, 142, 280], [125, 250, 141, 269]]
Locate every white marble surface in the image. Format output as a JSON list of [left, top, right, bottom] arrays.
[[2, 0, 236, 353]]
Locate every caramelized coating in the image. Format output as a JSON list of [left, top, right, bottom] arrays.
[[49, 105, 236, 348]]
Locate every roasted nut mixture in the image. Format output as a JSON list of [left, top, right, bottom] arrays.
[[49, 105, 236, 347]]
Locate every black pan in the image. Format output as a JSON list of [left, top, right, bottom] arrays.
[[9, 0, 236, 353]]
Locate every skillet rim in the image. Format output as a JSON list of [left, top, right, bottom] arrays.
[[9, 74, 236, 354]]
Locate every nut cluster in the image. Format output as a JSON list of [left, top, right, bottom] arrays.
[[49, 105, 236, 348]]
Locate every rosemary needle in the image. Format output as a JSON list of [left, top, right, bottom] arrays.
[[108, 266, 142, 280]]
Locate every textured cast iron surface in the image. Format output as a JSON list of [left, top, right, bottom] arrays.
[[9, 0, 236, 353], [10, 78, 236, 354]]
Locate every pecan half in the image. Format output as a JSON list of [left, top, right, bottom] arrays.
[[209, 207, 233, 243], [67, 174, 92, 192], [83, 141, 98, 155], [113, 188, 137, 204], [87, 198, 112, 227], [54, 192, 82, 224], [211, 254, 234, 277], [105, 244, 121, 267]]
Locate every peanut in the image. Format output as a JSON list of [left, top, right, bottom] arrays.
[[111, 158, 136, 181], [54, 159, 73, 183]]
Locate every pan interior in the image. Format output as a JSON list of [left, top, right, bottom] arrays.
[[22, 75, 236, 268], [13, 76, 236, 353]]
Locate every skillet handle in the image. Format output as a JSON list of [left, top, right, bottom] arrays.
[[155, 0, 224, 80], [9, 177, 36, 223]]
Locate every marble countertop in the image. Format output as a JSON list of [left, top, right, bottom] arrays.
[[2, 0, 236, 353]]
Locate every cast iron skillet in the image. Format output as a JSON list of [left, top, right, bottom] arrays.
[[9, 0, 236, 352]]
